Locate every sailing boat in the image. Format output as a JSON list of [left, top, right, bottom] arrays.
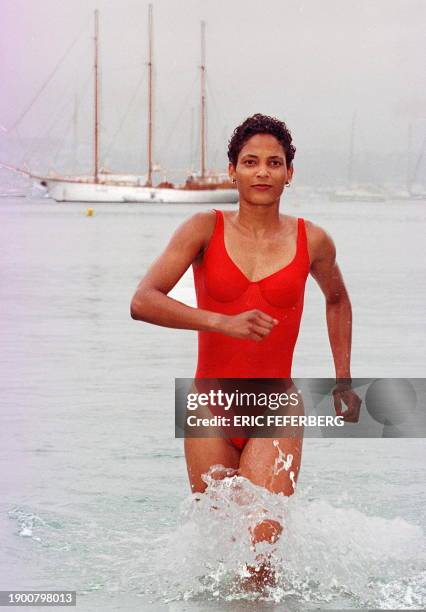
[[387, 128, 426, 200], [329, 112, 386, 203], [1, 7, 238, 204]]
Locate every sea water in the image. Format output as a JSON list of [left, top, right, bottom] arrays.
[[0, 195, 425, 610]]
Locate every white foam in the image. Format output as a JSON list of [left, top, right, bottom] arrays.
[[145, 469, 426, 605]]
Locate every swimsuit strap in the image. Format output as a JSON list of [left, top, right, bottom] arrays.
[[212, 208, 223, 230], [297, 217, 310, 265], [203, 208, 222, 256]]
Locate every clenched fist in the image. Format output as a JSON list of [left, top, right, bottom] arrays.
[[216, 309, 279, 341]]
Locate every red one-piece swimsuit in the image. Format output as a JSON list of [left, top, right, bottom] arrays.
[[193, 209, 310, 450]]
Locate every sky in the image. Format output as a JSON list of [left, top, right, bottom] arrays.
[[1, 0, 425, 186]]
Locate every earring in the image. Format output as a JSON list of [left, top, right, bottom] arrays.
[[286, 182, 291, 187], [232, 178, 236, 184]]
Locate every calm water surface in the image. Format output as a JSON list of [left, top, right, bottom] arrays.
[[0, 196, 425, 611]]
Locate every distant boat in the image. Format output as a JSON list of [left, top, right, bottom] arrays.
[[329, 188, 386, 203], [1, 7, 237, 204], [377, 127, 425, 201], [387, 130, 426, 200], [329, 113, 387, 203], [387, 189, 426, 201]]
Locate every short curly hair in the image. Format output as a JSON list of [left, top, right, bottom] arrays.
[[227, 113, 296, 168]]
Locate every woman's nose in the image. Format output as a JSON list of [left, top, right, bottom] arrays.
[[256, 165, 270, 177]]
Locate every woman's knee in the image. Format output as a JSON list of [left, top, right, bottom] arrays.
[[250, 519, 283, 545]]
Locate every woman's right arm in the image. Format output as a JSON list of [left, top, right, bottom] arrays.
[[130, 211, 278, 340], [130, 212, 219, 331]]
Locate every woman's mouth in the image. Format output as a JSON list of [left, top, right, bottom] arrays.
[[252, 184, 272, 191]]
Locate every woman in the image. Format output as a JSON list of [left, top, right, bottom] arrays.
[[131, 113, 359, 587]]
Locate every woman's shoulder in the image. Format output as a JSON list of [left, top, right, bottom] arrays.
[[186, 209, 218, 232], [301, 218, 336, 263], [302, 218, 334, 242], [179, 210, 218, 252]]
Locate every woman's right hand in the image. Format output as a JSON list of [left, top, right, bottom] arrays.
[[216, 310, 279, 341]]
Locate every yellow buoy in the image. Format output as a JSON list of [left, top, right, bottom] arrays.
[[86, 208, 94, 216]]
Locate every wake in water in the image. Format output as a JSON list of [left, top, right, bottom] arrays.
[[145, 466, 425, 607]]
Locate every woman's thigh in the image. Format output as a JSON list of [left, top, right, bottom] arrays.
[[239, 436, 303, 496], [184, 437, 241, 493]]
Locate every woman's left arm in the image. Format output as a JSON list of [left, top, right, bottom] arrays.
[[307, 224, 352, 381]]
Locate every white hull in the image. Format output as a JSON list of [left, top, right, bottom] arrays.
[[44, 179, 238, 204], [329, 189, 386, 203]]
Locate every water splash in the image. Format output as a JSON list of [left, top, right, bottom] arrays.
[[272, 439, 293, 475], [8, 507, 47, 541], [6, 480, 426, 608], [143, 468, 426, 607], [272, 439, 297, 493]]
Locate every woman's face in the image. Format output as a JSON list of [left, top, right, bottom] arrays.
[[229, 133, 293, 206]]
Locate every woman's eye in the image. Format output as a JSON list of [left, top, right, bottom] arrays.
[[244, 160, 255, 165], [270, 160, 282, 166]]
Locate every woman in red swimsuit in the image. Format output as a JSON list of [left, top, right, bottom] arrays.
[[131, 114, 359, 584]]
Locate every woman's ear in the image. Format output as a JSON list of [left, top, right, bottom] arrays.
[[228, 162, 236, 182]]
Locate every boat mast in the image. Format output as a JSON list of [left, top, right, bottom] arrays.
[[347, 111, 356, 187], [93, 9, 100, 183], [73, 90, 78, 173], [146, 4, 153, 187], [411, 134, 426, 194], [190, 106, 195, 173], [200, 21, 206, 180], [406, 123, 412, 193]]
